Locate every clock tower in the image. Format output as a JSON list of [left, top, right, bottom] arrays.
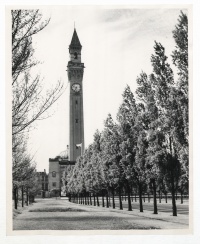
[[67, 28, 85, 162]]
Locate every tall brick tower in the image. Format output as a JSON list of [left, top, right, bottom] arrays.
[[67, 28, 85, 163]]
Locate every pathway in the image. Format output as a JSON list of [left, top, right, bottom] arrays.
[[13, 198, 189, 230]]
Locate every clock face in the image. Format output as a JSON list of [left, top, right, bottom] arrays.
[[72, 83, 81, 92]]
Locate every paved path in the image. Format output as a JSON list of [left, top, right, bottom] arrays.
[[13, 198, 189, 230]]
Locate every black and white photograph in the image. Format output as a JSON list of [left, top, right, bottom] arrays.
[[4, 3, 194, 237]]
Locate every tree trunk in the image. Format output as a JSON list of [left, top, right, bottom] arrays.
[[16, 187, 18, 204], [26, 188, 29, 206], [159, 190, 161, 203], [131, 186, 133, 202], [102, 190, 105, 207], [138, 183, 143, 212], [14, 187, 17, 210], [112, 188, 115, 209], [169, 137, 177, 216], [106, 190, 109, 208], [181, 191, 183, 204], [118, 187, 123, 210], [89, 192, 92, 205], [96, 194, 100, 206], [21, 186, 24, 207], [135, 192, 137, 202], [171, 179, 177, 216], [126, 181, 132, 211], [82, 194, 84, 204], [80, 194, 82, 204], [87, 192, 90, 205], [93, 194, 96, 206], [84, 192, 87, 205], [143, 194, 145, 202], [152, 179, 158, 214], [165, 193, 168, 203], [148, 193, 150, 203]]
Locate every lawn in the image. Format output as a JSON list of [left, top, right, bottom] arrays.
[[12, 198, 189, 230]]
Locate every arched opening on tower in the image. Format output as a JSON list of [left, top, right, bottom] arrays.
[[74, 52, 78, 59]]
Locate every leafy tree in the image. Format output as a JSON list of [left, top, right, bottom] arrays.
[[90, 131, 105, 206], [172, 11, 188, 99], [65, 11, 189, 217], [12, 140, 36, 209], [117, 86, 146, 212], [101, 115, 123, 209], [172, 11, 189, 198], [136, 71, 160, 214], [150, 41, 182, 216]]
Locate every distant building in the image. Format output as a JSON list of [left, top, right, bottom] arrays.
[[35, 169, 49, 198], [49, 150, 75, 197]]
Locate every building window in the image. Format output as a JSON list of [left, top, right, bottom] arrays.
[[75, 119, 78, 123], [52, 171, 56, 177], [45, 183, 48, 191], [74, 52, 78, 59], [52, 182, 56, 187], [75, 100, 78, 104]]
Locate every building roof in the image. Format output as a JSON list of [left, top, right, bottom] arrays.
[[59, 149, 69, 159], [49, 156, 75, 165], [69, 29, 82, 48]]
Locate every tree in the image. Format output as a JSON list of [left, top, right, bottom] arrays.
[[12, 140, 37, 209], [117, 86, 146, 212], [172, 11, 189, 196], [12, 10, 64, 136], [136, 71, 160, 214], [135, 11, 189, 215], [101, 115, 123, 209], [12, 10, 65, 209], [150, 41, 182, 216], [172, 11, 188, 99]]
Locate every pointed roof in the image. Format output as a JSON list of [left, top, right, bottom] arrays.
[[69, 29, 82, 48]]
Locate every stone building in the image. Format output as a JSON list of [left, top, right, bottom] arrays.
[[48, 150, 75, 197], [35, 169, 49, 198]]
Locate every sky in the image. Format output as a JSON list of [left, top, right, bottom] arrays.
[[26, 6, 188, 172]]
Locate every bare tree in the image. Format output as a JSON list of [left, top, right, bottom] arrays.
[[12, 10, 65, 208], [12, 10, 64, 136]]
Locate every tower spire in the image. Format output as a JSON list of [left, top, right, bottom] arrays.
[[69, 27, 82, 49]]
